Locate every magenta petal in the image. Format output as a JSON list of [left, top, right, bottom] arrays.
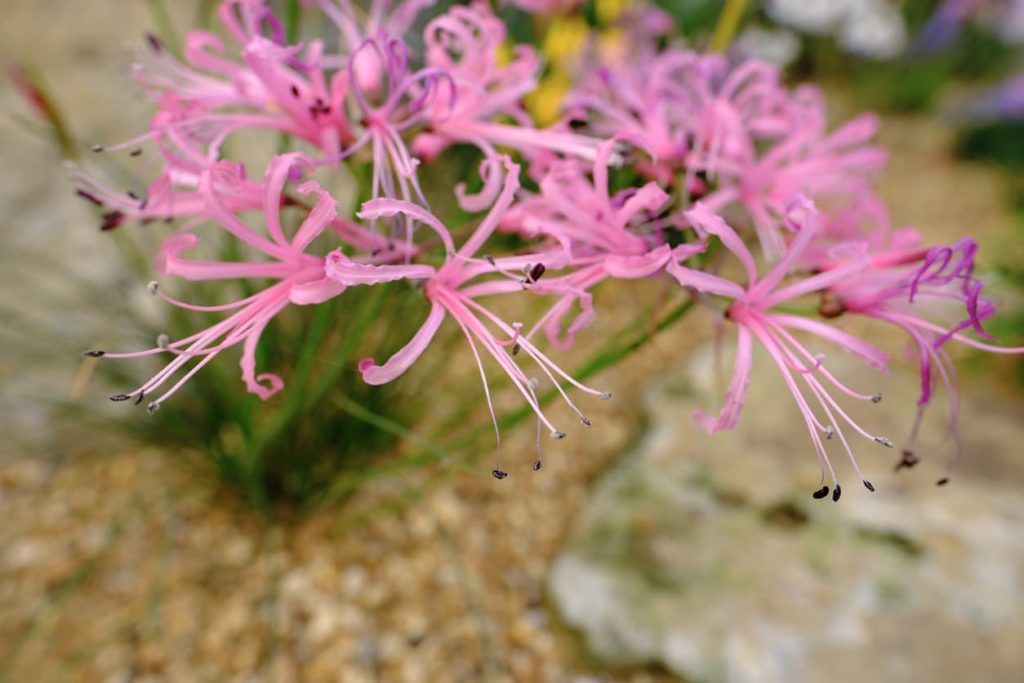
[[358, 198, 456, 254], [291, 180, 338, 251], [665, 260, 746, 299], [156, 233, 298, 281], [772, 313, 890, 372], [603, 245, 672, 279], [360, 302, 446, 385], [614, 183, 671, 226], [455, 156, 504, 213], [263, 153, 312, 247], [325, 250, 435, 286], [240, 314, 286, 400], [684, 203, 758, 286], [693, 326, 753, 434], [289, 276, 346, 305]]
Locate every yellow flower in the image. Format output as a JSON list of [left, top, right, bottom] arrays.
[[525, 70, 572, 126], [543, 15, 589, 70], [596, 0, 629, 26]]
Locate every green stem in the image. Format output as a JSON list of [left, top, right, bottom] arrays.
[[284, 0, 302, 44], [247, 287, 389, 470]]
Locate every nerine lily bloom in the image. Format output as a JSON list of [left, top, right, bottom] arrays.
[[412, 1, 605, 164], [85, 154, 409, 409], [337, 33, 453, 216], [568, 49, 793, 184], [700, 87, 888, 260], [667, 199, 896, 501], [822, 237, 1024, 479], [132, 0, 356, 162], [501, 137, 705, 349], [342, 157, 611, 476], [66, 152, 264, 230], [69, 149, 409, 258], [308, 0, 436, 64]]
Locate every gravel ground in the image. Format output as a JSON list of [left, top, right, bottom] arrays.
[[0, 286, 696, 683]]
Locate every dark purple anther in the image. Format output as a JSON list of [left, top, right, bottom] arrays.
[[100, 210, 126, 231], [75, 189, 104, 206]]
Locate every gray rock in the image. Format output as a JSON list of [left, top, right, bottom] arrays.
[[549, 343, 1024, 683]]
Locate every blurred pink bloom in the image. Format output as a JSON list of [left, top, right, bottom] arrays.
[[309, 0, 436, 56], [571, 50, 889, 261], [703, 89, 888, 258], [569, 51, 793, 180], [412, 1, 606, 166], [67, 153, 264, 229]]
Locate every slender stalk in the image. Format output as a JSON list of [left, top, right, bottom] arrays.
[[710, 0, 749, 53], [247, 287, 389, 469], [284, 0, 302, 44], [143, 0, 182, 58], [8, 65, 76, 159]]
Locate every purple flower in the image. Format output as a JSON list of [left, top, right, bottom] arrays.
[[822, 237, 1023, 476]]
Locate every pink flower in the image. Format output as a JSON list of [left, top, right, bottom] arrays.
[[411, 2, 606, 165], [309, 0, 436, 60], [87, 154, 407, 409], [132, 1, 357, 162], [667, 199, 894, 500], [67, 154, 264, 229], [336, 33, 453, 213], [702, 89, 888, 259], [569, 50, 793, 181], [69, 151, 404, 258], [570, 49, 888, 261], [501, 137, 705, 348], [822, 237, 1024, 478], [345, 157, 611, 475]]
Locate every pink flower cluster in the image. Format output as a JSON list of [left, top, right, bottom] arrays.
[[79, 0, 1020, 495]]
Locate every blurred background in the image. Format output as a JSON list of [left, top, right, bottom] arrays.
[[1, 1, 1023, 682]]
